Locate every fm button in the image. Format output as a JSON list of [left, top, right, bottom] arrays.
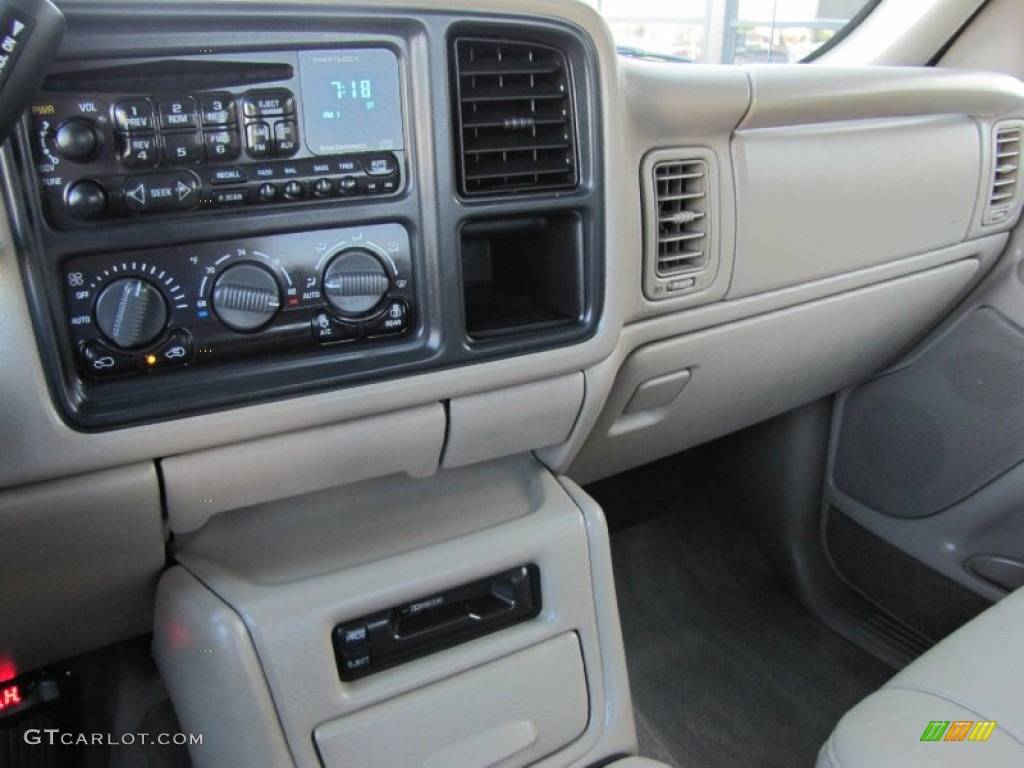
[[123, 172, 200, 213]]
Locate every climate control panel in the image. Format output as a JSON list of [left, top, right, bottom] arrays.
[[62, 223, 415, 379]]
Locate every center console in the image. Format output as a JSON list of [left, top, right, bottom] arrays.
[[8, 5, 603, 429]]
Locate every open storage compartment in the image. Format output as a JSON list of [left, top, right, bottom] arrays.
[[460, 213, 584, 339]]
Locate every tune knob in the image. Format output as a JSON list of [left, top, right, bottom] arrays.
[[212, 263, 281, 332], [94, 277, 168, 349], [55, 118, 101, 162], [323, 249, 389, 317]]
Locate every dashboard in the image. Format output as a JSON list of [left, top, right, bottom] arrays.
[[9, 4, 604, 428]]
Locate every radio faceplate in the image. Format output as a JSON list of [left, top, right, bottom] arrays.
[[63, 223, 416, 379], [30, 48, 406, 228]]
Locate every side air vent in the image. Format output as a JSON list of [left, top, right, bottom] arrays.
[[642, 149, 719, 301], [985, 123, 1022, 226], [452, 37, 578, 196], [653, 159, 709, 275]]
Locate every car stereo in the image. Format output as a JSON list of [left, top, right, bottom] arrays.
[[29, 48, 406, 228]]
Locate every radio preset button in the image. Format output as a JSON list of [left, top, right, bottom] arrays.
[[120, 135, 159, 168], [65, 180, 108, 219], [113, 100, 154, 133], [242, 89, 295, 118], [199, 93, 237, 126], [273, 120, 298, 156], [245, 122, 272, 159], [209, 166, 247, 185], [163, 133, 202, 165], [203, 129, 241, 161], [159, 97, 198, 130], [122, 172, 200, 213]]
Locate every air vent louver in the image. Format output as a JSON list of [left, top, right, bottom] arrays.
[[985, 124, 1022, 226], [453, 38, 578, 196], [653, 159, 709, 276]]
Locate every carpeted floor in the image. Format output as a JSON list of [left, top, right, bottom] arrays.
[[601, 478, 894, 768]]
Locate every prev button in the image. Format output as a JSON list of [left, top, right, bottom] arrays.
[[123, 171, 201, 212]]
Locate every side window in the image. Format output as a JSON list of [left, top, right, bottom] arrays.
[[582, 0, 877, 64]]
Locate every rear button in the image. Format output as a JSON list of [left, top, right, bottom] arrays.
[[366, 300, 410, 337]]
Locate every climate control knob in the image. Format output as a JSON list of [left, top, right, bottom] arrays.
[[212, 263, 281, 332], [94, 277, 168, 349], [323, 249, 389, 318]]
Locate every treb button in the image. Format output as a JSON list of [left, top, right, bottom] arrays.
[[122, 172, 200, 212]]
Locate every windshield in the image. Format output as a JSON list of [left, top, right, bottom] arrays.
[[581, 0, 876, 64]]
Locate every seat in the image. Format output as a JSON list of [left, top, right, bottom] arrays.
[[818, 586, 1024, 767]]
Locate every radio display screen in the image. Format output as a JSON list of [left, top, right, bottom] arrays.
[[298, 48, 403, 155]]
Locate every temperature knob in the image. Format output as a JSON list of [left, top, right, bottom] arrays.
[[94, 277, 168, 349], [212, 263, 281, 332], [323, 249, 389, 317]]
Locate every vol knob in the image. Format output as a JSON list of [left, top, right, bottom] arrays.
[[94, 277, 168, 349], [323, 249, 389, 317], [55, 118, 101, 163], [212, 263, 281, 332]]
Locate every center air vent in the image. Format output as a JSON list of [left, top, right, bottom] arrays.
[[452, 37, 578, 196], [641, 148, 719, 301], [985, 123, 1022, 226]]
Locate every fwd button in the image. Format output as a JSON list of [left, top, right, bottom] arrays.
[[123, 171, 201, 213]]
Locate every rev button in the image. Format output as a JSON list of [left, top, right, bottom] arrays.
[[122, 172, 200, 213]]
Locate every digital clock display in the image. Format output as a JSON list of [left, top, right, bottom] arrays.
[[298, 48, 403, 155]]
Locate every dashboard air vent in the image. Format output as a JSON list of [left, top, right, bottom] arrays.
[[641, 148, 719, 301], [452, 38, 578, 196], [985, 124, 1022, 226], [652, 159, 709, 276]]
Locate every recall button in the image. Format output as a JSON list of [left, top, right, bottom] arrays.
[[209, 166, 247, 185], [123, 171, 200, 212]]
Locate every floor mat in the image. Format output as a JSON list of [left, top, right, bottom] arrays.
[[605, 486, 894, 768]]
